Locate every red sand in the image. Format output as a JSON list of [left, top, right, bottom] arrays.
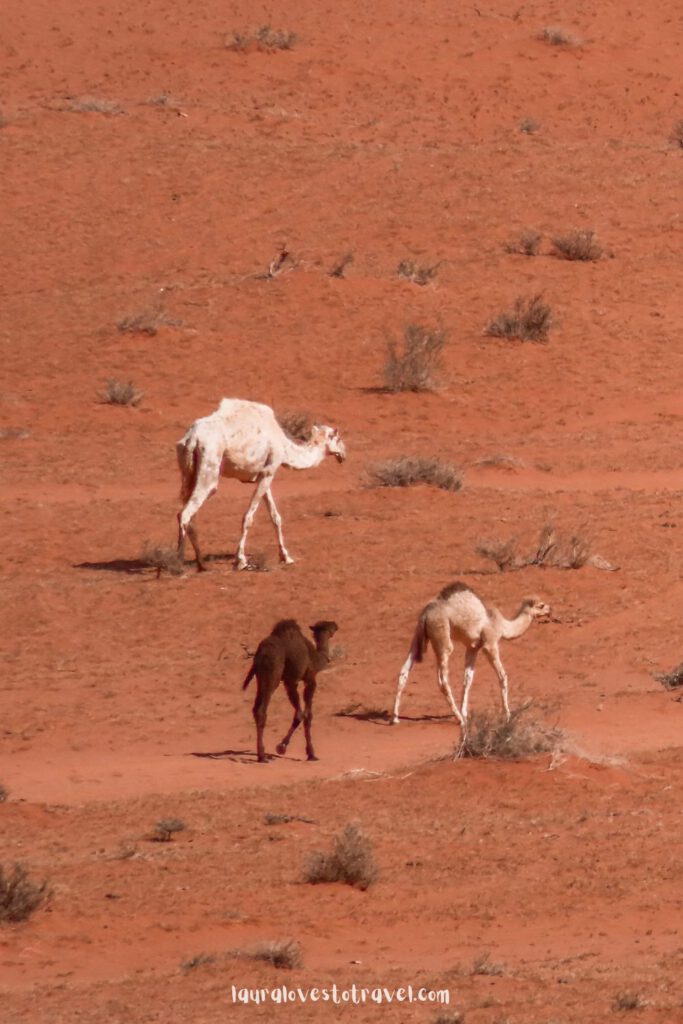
[[2, 0, 683, 1020]]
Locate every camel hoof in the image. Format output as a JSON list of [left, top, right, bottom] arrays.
[[391, 717, 400, 725], [233, 559, 248, 572], [280, 555, 295, 566], [257, 755, 270, 763], [307, 754, 319, 762], [275, 742, 287, 756]]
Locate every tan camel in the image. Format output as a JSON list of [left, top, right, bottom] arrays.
[[177, 398, 346, 571], [391, 582, 550, 730]]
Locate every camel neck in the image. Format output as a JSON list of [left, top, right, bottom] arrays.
[[282, 436, 326, 470], [500, 608, 533, 640]]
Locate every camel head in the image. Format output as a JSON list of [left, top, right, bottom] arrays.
[[522, 596, 551, 621], [313, 425, 346, 463], [310, 620, 339, 640]]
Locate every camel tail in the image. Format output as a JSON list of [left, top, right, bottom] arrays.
[[411, 611, 430, 664], [241, 663, 256, 690], [177, 431, 199, 504]]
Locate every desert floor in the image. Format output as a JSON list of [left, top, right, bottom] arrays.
[[2, 0, 683, 1021]]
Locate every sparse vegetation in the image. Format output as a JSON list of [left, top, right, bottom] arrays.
[[551, 230, 603, 262], [256, 246, 299, 279], [277, 410, 313, 442], [245, 551, 269, 572], [656, 663, 683, 690], [433, 1014, 465, 1024], [141, 542, 184, 577], [461, 703, 564, 761], [670, 119, 683, 148], [116, 309, 183, 336], [65, 96, 122, 114], [227, 26, 298, 52], [471, 952, 506, 976], [539, 26, 578, 46], [240, 939, 303, 969], [305, 822, 377, 890], [0, 427, 30, 440], [264, 812, 316, 825], [485, 294, 552, 343], [103, 379, 143, 407], [182, 952, 217, 971], [0, 864, 51, 923], [503, 230, 541, 256], [366, 456, 463, 493], [477, 523, 593, 571], [612, 991, 645, 1012], [382, 323, 446, 392], [397, 259, 441, 286], [329, 253, 354, 278], [152, 818, 186, 842], [519, 117, 540, 134], [0, 785, 8, 803]]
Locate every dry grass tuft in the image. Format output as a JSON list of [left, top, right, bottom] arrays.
[[471, 952, 506, 976], [503, 229, 541, 256], [152, 818, 186, 842], [276, 410, 313, 442], [141, 542, 184, 577], [670, 119, 683, 149], [329, 253, 354, 278], [539, 26, 579, 46], [551, 230, 603, 262], [656, 662, 683, 691], [485, 294, 552, 343], [241, 939, 303, 969], [305, 823, 377, 890], [397, 260, 441, 286], [117, 309, 183, 336], [245, 551, 269, 572], [65, 96, 122, 114], [461, 703, 564, 761], [102, 379, 143, 407], [0, 427, 30, 440], [0, 784, 8, 803], [382, 323, 446, 392], [612, 991, 645, 1012], [478, 523, 593, 571], [519, 116, 540, 134], [475, 537, 522, 572], [182, 952, 217, 971], [227, 27, 298, 51], [366, 456, 463, 493], [0, 864, 51, 923]]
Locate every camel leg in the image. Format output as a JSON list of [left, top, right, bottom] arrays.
[[178, 463, 219, 572], [436, 643, 466, 731], [460, 646, 480, 721], [252, 687, 271, 763], [263, 486, 294, 565], [483, 643, 511, 720], [276, 682, 303, 756], [301, 677, 318, 761], [235, 476, 271, 571], [392, 651, 415, 724]]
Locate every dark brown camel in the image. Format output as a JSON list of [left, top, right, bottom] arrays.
[[242, 619, 339, 763]]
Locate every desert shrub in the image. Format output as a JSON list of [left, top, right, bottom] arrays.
[[539, 26, 578, 46], [475, 537, 521, 572], [305, 823, 377, 890], [227, 26, 297, 51], [182, 952, 217, 971], [66, 96, 122, 114], [245, 551, 269, 572], [519, 117, 540, 134], [485, 294, 552, 343], [329, 253, 354, 278], [153, 818, 186, 842], [471, 952, 506, 976], [0, 785, 8, 803], [142, 542, 184, 577], [503, 230, 541, 256], [433, 1014, 465, 1024], [461, 703, 564, 760], [117, 309, 183, 336], [397, 260, 441, 286], [382, 323, 446, 392], [243, 939, 303, 969], [0, 864, 51, 923], [102, 379, 143, 407], [551, 230, 603, 262], [366, 456, 463, 492], [276, 410, 313, 442], [612, 991, 645, 1012], [670, 119, 683, 148], [656, 663, 683, 690]]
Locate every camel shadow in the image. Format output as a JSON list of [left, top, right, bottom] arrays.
[[334, 707, 393, 724], [74, 551, 236, 575], [188, 748, 258, 764]]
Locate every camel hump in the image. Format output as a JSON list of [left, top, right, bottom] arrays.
[[271, 618, 302, 637], [438, 581, 472, 601]]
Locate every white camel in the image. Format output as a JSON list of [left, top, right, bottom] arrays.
[[392, 581, 550, 731], [176, 398, 346, 571]]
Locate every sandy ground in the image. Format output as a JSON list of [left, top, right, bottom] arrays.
[[2, 0, 683, 1020]]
